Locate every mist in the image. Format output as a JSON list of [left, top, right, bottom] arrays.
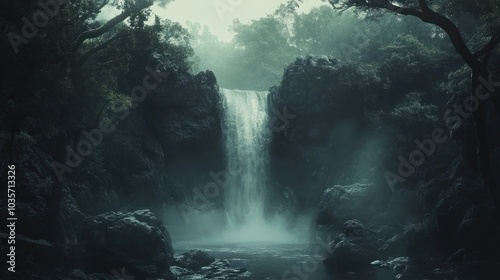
[[2, 0, 500, 279]]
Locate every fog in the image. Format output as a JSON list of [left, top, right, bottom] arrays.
[[5, 0, 498, 278], [154, 0, 327, 41]]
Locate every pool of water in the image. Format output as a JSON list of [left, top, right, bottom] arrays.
[[172, 240, 398, 280]]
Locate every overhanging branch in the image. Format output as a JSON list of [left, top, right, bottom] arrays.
[[75, 34, 124, 69], [90, 55, 128, 72], [71, 10, 131, 53], [382, 2, 484, 74], [474, 30, 500, 64], [417, 0, 431, 13]]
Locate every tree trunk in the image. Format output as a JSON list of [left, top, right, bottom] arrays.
[[471, 72, 500, 210]]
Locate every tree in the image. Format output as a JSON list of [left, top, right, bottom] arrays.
[[232, 15, 298, 89], [69, 0, 171, 84], [292, 6, 354, 55], [317, 0, 500, 209], [0, 0, 189, 246]]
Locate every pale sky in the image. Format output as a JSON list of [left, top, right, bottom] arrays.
[[153, 0, 329, 41]]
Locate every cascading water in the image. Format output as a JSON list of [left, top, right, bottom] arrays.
[[220, 88, 270, 229], [170, 89, 388, 279], [219, 88, 298, 242]]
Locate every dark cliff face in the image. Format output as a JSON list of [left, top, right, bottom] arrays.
[[269, 55, 500, 272], [0, 59, 224, 279], [69, 58, 225, 216], [140, 60, 224, 208], [269, 55, 385, 210]]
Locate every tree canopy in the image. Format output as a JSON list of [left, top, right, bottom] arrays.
[[1, 0, 194, 154]]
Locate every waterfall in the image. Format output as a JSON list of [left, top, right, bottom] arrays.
[[220, 88, 270, 229]]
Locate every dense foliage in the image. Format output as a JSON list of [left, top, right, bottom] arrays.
[[189, 3, 457, 91], [1, 0, 194, 156], [1, 1, 500, 278]]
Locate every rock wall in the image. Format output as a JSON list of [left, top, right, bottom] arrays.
[[269, 55, 386, 211], [270, 55, 500, 274], [0, 58, 224, 278]]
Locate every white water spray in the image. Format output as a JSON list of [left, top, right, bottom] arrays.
[[220, 88, 269, 225], [220, 88, 296, 241]]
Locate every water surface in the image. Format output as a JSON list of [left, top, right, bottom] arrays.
[[173, 240, 398, 280]]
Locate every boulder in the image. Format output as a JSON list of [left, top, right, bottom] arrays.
[[323, 220, 381, 272], [172, 252, 250, 279], [183, 250, 216, 267], [80, 210, 174, 278], [173, 250, 215, 271]]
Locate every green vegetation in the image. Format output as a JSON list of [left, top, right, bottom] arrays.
[[1, 0, 194, 155], [188, 3, 454, 91]]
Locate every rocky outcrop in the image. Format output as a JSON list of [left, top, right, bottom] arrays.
[[171, 250, 250, 279], [141, 56, 225, 210], [171, 259, 250, 280], [144, 67, 222, 157], [0, 58, 226, 279], [173, 250, 215, 270], [79, 210, 174, 278], [0, 210, 176, 280], [269, 55, 385, 210], [316, 182, 385, 227], [276, 56, 500, 275], [99, 108, 171, 213], [323, 220, 383, 272], [270, 56, 378, 118]]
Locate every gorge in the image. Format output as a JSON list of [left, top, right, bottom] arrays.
[[2, 1, 500, 280]]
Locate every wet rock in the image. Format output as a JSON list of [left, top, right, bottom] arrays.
[[378, 234, 404, 258], [323, 220, 381, 272], [381, 220, 436, 258], [317, 182, 383, 226], [175, 256, 202, 271], [371, 256, 459, 279], [173, 250, 216, 270], [173, 253, 250, 280], [182, 250, 216, 267], [171, 265, 195, 276], [80, 209, 174, 279], [371, 256, 410, 271]]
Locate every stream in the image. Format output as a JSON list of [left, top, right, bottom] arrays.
[[172, 240, 399, 280]]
